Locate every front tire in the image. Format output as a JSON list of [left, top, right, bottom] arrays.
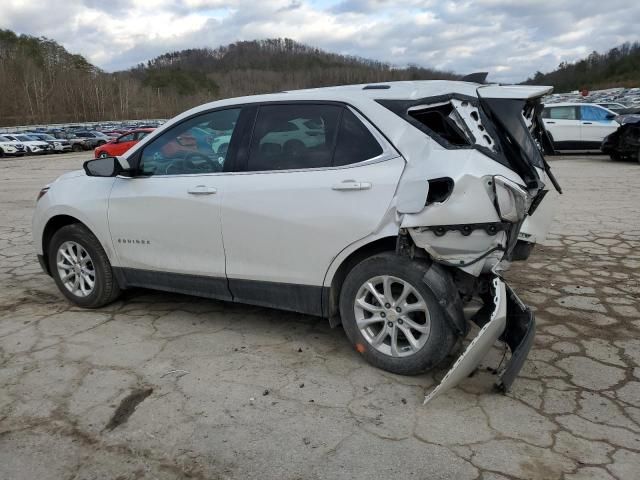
[[339, 253, 456, 375], [72, 144, 83, 152], [48, 224, 121, 308]]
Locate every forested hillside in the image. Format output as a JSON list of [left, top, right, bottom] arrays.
[[0, 32, 457, 126], [524, 42, 640, 92]]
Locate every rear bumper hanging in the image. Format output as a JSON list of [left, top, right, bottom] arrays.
[[424, 276, 536, 404]]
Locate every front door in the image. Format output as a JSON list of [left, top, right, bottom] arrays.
[[107, 108, 243, 299], [220, 103, 405, 314], [579, 105, 619, 146]]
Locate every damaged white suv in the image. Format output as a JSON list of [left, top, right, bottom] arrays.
[[32, 81, 560, 399]]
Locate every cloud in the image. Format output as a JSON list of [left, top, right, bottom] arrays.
[[0, 0, 638, 82]]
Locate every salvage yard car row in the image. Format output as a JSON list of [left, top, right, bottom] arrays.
[[0, 120, 163, 158]]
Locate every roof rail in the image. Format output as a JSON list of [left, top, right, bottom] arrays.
[[363, 84, 391, 90]]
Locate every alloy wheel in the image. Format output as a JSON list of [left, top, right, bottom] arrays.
[[56, 241, 96, 297], [354, 275, 431, 357]]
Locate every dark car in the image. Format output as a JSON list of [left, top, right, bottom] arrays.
[[72, 131, 111, 148], [46, 131, 90, 151], [601, 115, 640, 163]]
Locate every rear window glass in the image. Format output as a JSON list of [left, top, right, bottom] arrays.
[[333, 110, 383, 166], [408, 103, 469, 146]]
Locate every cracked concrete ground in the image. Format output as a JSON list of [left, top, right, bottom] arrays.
[[1, 152, 639, 480]]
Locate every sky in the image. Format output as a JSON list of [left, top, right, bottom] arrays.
[[1, 0, 639, 82]]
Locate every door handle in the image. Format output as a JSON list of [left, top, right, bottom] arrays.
[[546, 121, 556, 124], [332, 181, 372, 191], [187, 185, 217, 195], [582, 122, 593, 125]]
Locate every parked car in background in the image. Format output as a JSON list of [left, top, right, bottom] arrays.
[[542, 103, 619, 150], [34, 81, 561, 400], [0, 135, 26, 157], [25, 132, 72, 153], [596, 102, 640, 115], [47, 131, 90, 151], [94, 128, 154, 158], [2, 134, 51, 155], [74, 131, 111, 147], [100, 130, 124, 139], [601, 115, 640, 163]]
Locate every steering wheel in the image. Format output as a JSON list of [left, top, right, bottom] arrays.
[[184, 152, 222, 172]]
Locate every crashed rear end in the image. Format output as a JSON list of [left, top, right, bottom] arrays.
[[378, 84, 560, 402], [601, 114, 640, 162]]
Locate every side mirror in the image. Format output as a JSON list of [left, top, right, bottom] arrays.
[[83, 157, 125, 177]]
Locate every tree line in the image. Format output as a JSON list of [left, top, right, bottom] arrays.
[[524, 42, 640, 92], [0, 33, 457, 127]]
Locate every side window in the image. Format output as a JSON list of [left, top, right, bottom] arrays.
[[139, 108, 240, 176], [135, 131, 150, 140], [247, 104, 341, 171], [548, 106, 577, 120], [581, 106, 610, 121], [118, 133, 135, 143], [333, 109, 383, 166]]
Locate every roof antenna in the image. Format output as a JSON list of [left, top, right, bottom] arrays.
[[461, 72, 489, 84]]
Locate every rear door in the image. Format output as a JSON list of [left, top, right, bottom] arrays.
[[220, 103, 404, 314], [542, 105, 580, 143], [579, 105, 619, 145]]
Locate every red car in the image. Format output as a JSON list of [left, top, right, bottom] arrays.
[[94, 128, 154, 158]]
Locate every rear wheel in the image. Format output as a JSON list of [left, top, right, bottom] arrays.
[[48, 224, 121, 308], [72, 144, 83, 152], [339, 253, 456, 375]]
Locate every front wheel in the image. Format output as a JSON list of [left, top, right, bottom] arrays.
[[339, 253, 456, 375], [71, 144, 83, 152], [98, 151, 109, 158], [48, 224, 121, 308]]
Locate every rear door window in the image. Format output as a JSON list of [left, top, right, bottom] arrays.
[[247, 104, 341, 171], [548, 106, 577, 120]]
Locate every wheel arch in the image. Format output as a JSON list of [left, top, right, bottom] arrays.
[[41, 215, 99, 275], [323, 235, 398, 325]]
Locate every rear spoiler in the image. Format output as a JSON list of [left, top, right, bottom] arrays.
[[477, 85, 553, 100]]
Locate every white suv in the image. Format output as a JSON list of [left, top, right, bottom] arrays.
[[542, 103, 619, 150], [33, 81, 560, 399]]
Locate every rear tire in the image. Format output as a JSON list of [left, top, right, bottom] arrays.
[[339, 252, 456, 375], [48, 224, 121, 308], [72, 144, 83, 152]]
